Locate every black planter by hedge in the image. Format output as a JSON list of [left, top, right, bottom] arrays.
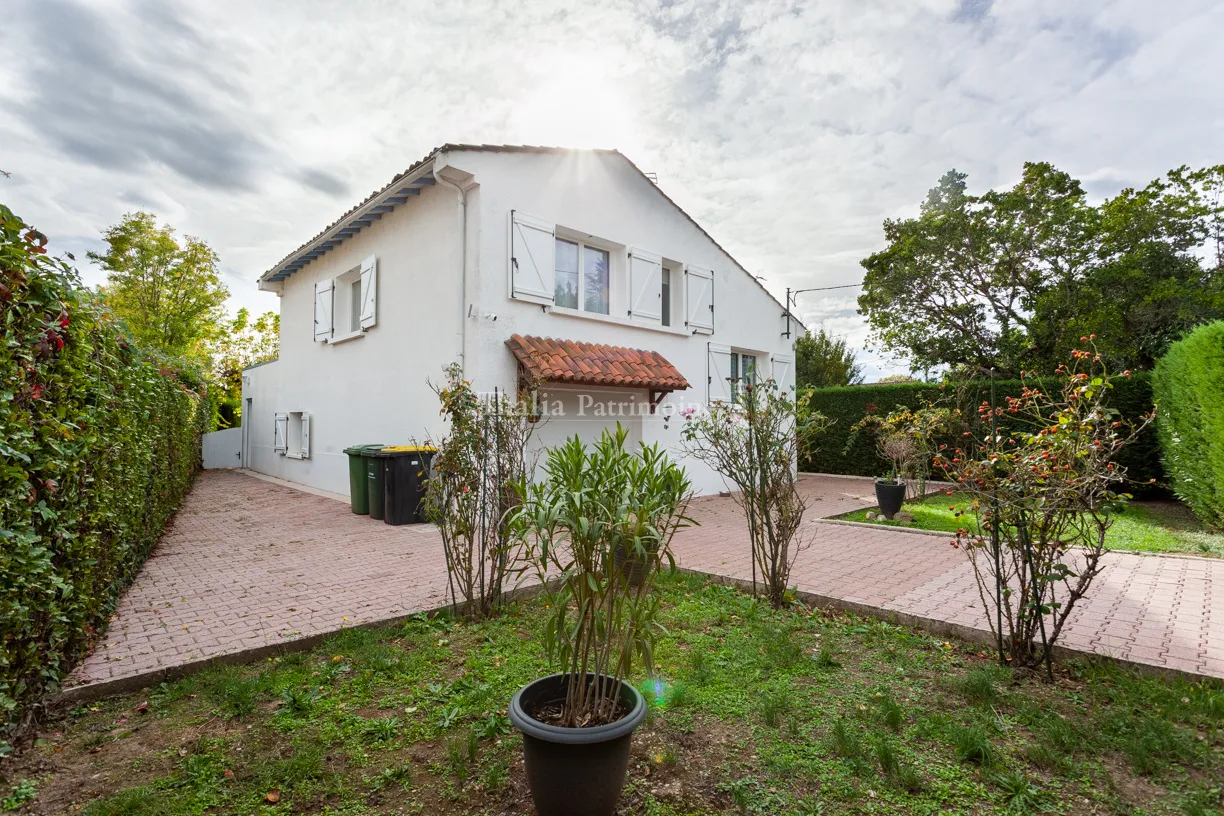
[[875, 479, 907, 518], [509, 673, 646, 816]]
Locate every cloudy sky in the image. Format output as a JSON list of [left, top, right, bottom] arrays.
[[3, 0, 1221, 378]]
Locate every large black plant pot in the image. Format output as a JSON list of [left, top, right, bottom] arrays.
[[874, 479, 907, 518], [509, 673, 646, 816]]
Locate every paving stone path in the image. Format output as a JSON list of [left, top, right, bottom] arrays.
[[65, 471, 1221, 700]]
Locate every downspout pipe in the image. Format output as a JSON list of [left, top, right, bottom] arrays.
[[434, 166, 468, 372]]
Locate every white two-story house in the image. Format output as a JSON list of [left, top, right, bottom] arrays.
[[241, 143, 801, 496]]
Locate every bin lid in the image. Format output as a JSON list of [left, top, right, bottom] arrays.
[[343, 443, 386, 455], [380, 445, 438, 454]]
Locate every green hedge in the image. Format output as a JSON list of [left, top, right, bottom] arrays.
[[804, 374, 1162, 493], [1153, 321, 1224, 527], [1, 206, 209, 744]]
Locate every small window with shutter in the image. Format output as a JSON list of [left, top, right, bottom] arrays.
[[285, 411, 311, 459]]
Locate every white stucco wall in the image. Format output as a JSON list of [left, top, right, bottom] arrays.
[[448, 148, 795, 495], [242, 183, 461, 495], [245, 148, 797, 497], [201, 427, 243, 469]]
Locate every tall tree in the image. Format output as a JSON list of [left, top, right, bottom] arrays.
[[206, 308, 279, 428], [858, 163, 1224, 375], [794, 328, 863, 388], [89, 212, 228, 360]]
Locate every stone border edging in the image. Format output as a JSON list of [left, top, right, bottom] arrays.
[[674, 567, 1220, 686], [54, 561, 1218, 710], [815, 518, 952, 538], [54, 581, 553, 706]]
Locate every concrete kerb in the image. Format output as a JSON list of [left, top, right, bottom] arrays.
[[815, 518, 952, 538], [673, 567, 1223, 687], [54, 579, 552, 707], [56, 561, 1218, 710]]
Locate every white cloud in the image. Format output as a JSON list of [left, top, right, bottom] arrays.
[[2, 0, 1220, 379]]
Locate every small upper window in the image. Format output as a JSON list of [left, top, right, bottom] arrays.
[[554, 238, 610, 316], [661, 267, 672, 327]]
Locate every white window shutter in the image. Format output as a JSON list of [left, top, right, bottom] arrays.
[[772, 353, 794, 393], [313, 280, 334, 341], [359, 255, 377, 330], [273, 413, 288, 454], [300, 412, 311, 459], [510, 211, 555, 305], [627, 248, 662, 324], [686, 266, 714, 334], [708, 343, 733, 403]]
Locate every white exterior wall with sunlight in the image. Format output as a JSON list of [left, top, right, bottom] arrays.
[[245, 145, 799, 497]]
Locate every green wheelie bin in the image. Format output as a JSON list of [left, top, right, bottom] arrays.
[[342, 444, 384, 515]]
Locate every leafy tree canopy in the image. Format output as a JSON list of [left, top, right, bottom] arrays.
[[89, 211, 229, 362], [794, 328, 863, 388], [205, 308, 279, 428], [858, 163, 1224, 375]]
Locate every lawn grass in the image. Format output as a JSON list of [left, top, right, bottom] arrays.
[[3, 572, 1221, 815], [838, 492, 1224, 558]]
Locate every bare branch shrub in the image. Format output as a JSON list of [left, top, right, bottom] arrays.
[[423, 363, 535, 619], [681, 380, 830, 608]]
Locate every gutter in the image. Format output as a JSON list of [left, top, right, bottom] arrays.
[[433, 159, 470, 372]]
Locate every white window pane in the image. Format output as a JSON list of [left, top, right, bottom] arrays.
[[350, 279, 361, 332], [555, 239, 579, 309], [583, 246, 609, 314]]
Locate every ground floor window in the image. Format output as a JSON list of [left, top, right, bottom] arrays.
[[730, 352, 757, 403]]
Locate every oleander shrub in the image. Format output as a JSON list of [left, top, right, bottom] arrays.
[[1, 204, 209, 746], [803, 374, 1161, 493], [1153, 321, 1224, 528]]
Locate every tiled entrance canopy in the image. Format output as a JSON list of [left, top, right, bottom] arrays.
[[505, 334, 691, 392]]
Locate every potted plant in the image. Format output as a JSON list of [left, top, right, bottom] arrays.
[[875, 435, 913, 518], [508, 426, 693, 816]]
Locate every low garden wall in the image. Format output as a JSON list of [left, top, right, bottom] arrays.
[[1, 205, 210, 745], [803, 374, 1163, 494]]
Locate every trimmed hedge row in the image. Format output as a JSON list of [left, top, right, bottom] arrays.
[[1, 205, 209, 744], [1153, 321, 1224, 527], [803, 374, 1162, 493]]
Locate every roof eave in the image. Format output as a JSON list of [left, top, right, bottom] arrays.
[[259, 156, 440, 284]]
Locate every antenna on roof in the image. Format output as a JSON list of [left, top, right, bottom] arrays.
[[644, 172, 658, 184]]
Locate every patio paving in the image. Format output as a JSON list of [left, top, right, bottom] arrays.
[[671, 475, 1223, 680], [63, 471, 1221, 701]]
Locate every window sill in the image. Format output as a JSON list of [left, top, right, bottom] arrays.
[[547, 306, 691, 337], [328, 330, 366, 345]]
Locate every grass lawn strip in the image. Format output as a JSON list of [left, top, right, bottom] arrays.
[[838, 493, 1224, 558], [3, 572, 1221, 815]]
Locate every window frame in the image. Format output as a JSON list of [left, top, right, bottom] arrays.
[[331, 264, 364, 339], [553, 235, 612, 316], [729, 351, 759, 404], [284, 411, 311, 459]]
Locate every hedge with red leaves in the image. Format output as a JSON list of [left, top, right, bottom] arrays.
[[0, 204, 209, 747]]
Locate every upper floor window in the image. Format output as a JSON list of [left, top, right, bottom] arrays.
[[555, 238, 610, 315]]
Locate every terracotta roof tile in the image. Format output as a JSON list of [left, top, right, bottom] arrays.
[[506, 334, 691, 392]]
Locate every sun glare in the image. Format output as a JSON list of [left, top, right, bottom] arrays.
[[510, 60, 641, 152]]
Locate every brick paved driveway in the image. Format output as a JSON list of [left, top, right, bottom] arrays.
[[66, 471, 1221, 699], [673, 475, 1223, 679], [65, 470, 453, 697]]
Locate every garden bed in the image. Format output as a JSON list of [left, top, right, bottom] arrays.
[[2, 572, 1221, 815], [838, 493, 1224, 558]]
